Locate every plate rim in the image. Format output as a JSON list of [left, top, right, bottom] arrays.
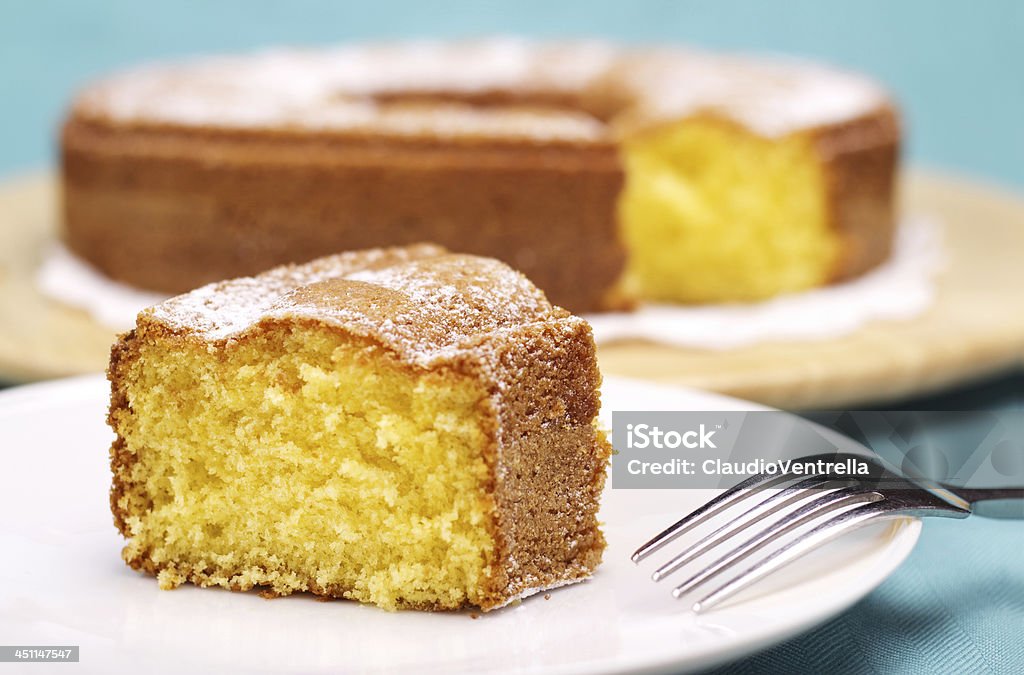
[[595, 375, 922, 674]]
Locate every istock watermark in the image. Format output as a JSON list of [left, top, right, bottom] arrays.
[[611, 410, 1024, 490]]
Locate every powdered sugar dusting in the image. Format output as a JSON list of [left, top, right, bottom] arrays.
[[73, 39, 887, 140], [73, 39, 612, 142], [490, 573, 593, 610], [611, 48, 888, 137], [144, 244, 575, 366]]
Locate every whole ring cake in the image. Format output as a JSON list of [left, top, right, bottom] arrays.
[[63, 39, 899, 312]]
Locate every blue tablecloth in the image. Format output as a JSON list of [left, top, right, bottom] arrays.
[[711, 373, 1024, 674], [713, 517, 1024, 674]]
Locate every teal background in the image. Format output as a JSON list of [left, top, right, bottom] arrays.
[[2, 2, 1022, 673], [2, 0, 1023, 188]]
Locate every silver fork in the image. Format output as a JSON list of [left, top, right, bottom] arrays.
[[632, 451, 1024, 613]]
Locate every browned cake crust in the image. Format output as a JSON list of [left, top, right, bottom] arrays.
[[812, 109, 900, 281], [108, 244, 611, 610], [65, 126, 626, 314], [64, 41, 900, 312]]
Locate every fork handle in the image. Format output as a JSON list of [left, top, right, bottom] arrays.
[[949, 487, 1024, 519]]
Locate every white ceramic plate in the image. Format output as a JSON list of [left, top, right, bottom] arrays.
[[0, 375, 920, 674]]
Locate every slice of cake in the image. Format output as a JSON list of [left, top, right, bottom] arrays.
[[107, 244, 611, 611]]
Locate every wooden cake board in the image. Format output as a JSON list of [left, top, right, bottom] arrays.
[[1, 170, 1021, 408]]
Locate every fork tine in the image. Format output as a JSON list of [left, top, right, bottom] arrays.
[[650, 475, 852, 581], [631, 471, 801, 563], [671, 487, 884, 599], [690, 501, 899, 613], [631, 452, 865, 563]]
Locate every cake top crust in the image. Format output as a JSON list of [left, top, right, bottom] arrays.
[[141, 244, 575, 366], [73, 38, 889, 140]]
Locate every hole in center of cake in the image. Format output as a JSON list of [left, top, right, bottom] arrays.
[[340, 88, 616, 126]]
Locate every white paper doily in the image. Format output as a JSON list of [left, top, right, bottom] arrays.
[[37, 216, 942, 348], [36, 244, 168, 331]]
